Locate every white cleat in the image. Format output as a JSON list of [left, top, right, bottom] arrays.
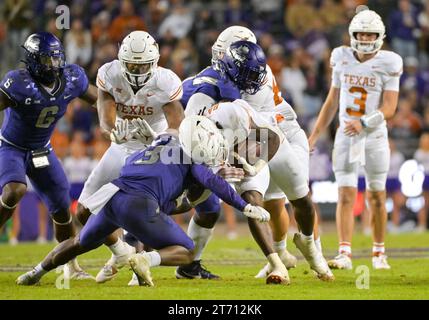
[[293, 233, 334, 282], [95, 244, 136, 283], [255, 249, 297, 278], [64, 261, 95, 280], [16, 268, 42, 286], [328, 253, 353, 270], [266, 265, 290, 285], [128, 254, 154, 287], [127, 273, 140, 286], [372, 254, 391, 270]]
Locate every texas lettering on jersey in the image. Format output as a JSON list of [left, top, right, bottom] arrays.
[[116, 103, 154, 118], [96, 60, 182, 145], [330, 46, 403, 123]]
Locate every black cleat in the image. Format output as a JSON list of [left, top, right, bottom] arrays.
[[175, 260, 220, 280]]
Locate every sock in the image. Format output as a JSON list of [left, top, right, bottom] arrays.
[[144, 251, 161, 267], [273, 238, 286, 253], [339, 241, 352, 256], [372, 242, 385, 256], [34, 263, 48, 277], [267, 253, 283, 269], [301, 233, 313, 241], [315, 237, 322, 253], [108, 238, 127, 256], [188, 217, 214, 261], [67, 258, 81, 271]]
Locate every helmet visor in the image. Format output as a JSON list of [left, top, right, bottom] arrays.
[[40, 55, 64, 69], [125, 62, 152, 76]]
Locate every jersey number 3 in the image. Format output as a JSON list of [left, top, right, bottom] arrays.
[[36, 106, 59, 128], [346, 87, 367, 117]]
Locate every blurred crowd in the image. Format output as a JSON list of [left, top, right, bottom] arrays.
[[0, 0, 429, 242]]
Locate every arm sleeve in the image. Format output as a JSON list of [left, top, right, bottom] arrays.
[[191, 164, 248, 211]]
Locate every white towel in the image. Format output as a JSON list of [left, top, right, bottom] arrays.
[[80, 183, 120, 215], [349, 133, 366, 166]]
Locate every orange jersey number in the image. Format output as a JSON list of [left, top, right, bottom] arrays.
[[346, 86, 367, 117], [272, 78, 283, 106]]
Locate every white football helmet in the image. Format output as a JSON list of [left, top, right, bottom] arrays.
[[212, 25, 257, 69], [349, 8, 385, 54], [118, 31, 160, 87], [179, 115, 229, 166]]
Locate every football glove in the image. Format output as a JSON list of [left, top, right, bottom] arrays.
[[110, 119, 132, 144], [233, 152, 267, 177], [131, 118, 157, 142], [243, 204, 270, 222]]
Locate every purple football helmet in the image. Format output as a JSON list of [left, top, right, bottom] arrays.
[[22, 32, 66, 84], [219, 40, 267, 95]]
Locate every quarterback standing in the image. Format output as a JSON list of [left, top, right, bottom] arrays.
[[309, 7, 403, 270]]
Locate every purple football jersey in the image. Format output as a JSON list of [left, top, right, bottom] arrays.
[[0, 64, 88, 149], [112, 134, 247, 211], [180, 66, 241, 109]]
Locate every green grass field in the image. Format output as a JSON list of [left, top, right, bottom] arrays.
[[0, 229, 428, 300]]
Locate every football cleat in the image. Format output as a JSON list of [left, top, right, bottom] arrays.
[[127, 272, 140, 286], [16, 268, 42, 286], [255, 249, 297, 278], [372, 254, 391, 270], [266, 265, 290, 285], [328, 253, 353, 270], [175, 260, 220, 279], [293, 233, 334, 281], [128, 254, 154, 287], [64, 260, 94, 280], [95, 244, 136, 283]]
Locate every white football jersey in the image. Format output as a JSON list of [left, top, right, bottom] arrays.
[[96, 60, 183, 148], [330, 46, 403, 127], [242, 65, 297, 121], [206, 99, 284, 146]]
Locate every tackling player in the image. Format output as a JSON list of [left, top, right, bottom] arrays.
[[16, 116, 270, 286]]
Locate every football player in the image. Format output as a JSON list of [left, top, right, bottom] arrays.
[[212, 26, 324, 280], [205, 96, 334, 282], [73, 31, 185, 285], [174, 28, 245, 280], [16, 116, 270, 286], [0, 32, 97, 279], [308, 7, 403, 270]]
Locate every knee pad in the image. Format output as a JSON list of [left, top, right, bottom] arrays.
[[334, 171, 358, 188], [366, 173, 387, 192]]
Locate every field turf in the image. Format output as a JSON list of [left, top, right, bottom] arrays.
[[0, 228, 428, 300]]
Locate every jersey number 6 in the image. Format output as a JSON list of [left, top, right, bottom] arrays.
[[346, 87, 367, 117], [36, 106, 59, 128]]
